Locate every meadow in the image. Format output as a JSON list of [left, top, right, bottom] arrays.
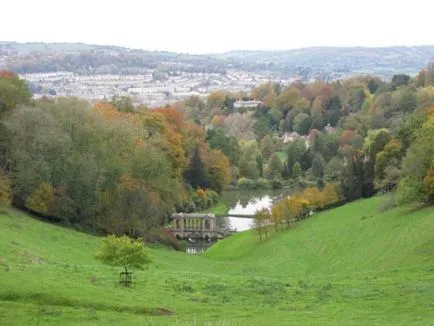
[[0, 196, 433, 325]]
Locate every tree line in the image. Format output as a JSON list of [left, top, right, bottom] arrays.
[[177, 64, 434, 239], [0, 72, 231, 237], [1, 63, 433, 240]]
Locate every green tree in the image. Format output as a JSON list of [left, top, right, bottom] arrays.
[[397, 112, 434, 204], [325, 157, 344, 181], [292, 162, 302, 179], [374, 139, 402, 190], [259, 135, 275, 161], [312, 154, 326, 179], [110, 96, 135, 112], [293, 113, 312, 135], [0, 71, 31, 114], [391, 74, 410, 90], [275, 86, 302, 112], [95, 235, 151, 274], [184, 147, 207, 189], [347, 85, 366, 112], [396, 176, 425, 205], [283, 140, 306, 179], [265, 153, 283, 180], [389, 87, 417, 116], [206, 128, 240, 165]]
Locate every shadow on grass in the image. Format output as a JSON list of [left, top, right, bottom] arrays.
[[0, 291, 174, 316]]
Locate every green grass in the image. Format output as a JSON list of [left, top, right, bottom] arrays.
[[1, 197, 434, 325], [199, 200, 229, 216]]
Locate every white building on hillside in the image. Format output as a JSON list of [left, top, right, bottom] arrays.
[[234, 100, 262, 109]]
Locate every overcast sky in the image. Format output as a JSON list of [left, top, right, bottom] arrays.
[[2, 0, 433, 54]]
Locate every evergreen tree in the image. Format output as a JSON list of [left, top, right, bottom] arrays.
[[184, 147, 207, 189]]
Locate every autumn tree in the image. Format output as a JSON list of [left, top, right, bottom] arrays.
[[320, 183, 340, 208], [25, 182, 55, 214], [253, 208, 270, 240], [201, 148, 232, 193], [0, 171, 11, 206], [270, 204, 284, 232], [302, 187, 321, 210]]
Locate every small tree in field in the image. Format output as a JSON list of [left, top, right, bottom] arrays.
[[95, 235, 151, 286]]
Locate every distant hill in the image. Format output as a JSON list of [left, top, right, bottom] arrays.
[[0, 42, 229, 75], [214, 46, 434, 78], [1, 42, 434, 78]]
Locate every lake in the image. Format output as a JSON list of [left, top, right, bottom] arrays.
[[185, 189, 292, 254], [221, 189, 291, 232]]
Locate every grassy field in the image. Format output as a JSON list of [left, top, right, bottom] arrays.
[[0, 196, 433, 325]]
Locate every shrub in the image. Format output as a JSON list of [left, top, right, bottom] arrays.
[[255, 178, 270, 189], [237, 177, 255, 189], [179, 200, 197, 213], [193, 188, 208, 210], [271, 178, 283, 189], [205, 189, 219, 206], [145, 228, 182, 251]]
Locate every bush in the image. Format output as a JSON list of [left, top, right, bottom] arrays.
[[205, 189, 219, 206], [237, 177, 255, 189], [193, 188, 208, 210], [144, 228, 182, 251], [271, 178, 283, 189], [255, 178, 270, 189], [178, 200, 197, 213]]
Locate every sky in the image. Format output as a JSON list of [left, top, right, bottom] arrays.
[[1, 0, 433, 54]]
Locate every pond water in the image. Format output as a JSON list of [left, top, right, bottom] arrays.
[[185, 189, 295, 254], [221, 189, 291, 232]]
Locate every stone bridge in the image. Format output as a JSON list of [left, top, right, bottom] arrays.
[[171, 213, 232, 240]]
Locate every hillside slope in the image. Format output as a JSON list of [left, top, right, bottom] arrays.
[[1, 197, 433, 325]]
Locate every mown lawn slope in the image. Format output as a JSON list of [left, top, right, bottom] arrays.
[[1, 196, 433, 325]]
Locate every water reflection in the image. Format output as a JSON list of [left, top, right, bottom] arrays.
[[185, 239, 213, 255], [228, 195, 273, 215], [185, 190, 295, 254], [227, 216, 253, 232]]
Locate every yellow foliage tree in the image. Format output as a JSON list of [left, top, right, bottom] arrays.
[[25, 182, 55, 214], [320, 183, 340, 208], [303, 187, 321, 210], [271, 203, 284, 232], [0, 172, 12, 206]]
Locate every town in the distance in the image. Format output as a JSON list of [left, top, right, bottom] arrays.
[[2, 42, 434, 107]]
